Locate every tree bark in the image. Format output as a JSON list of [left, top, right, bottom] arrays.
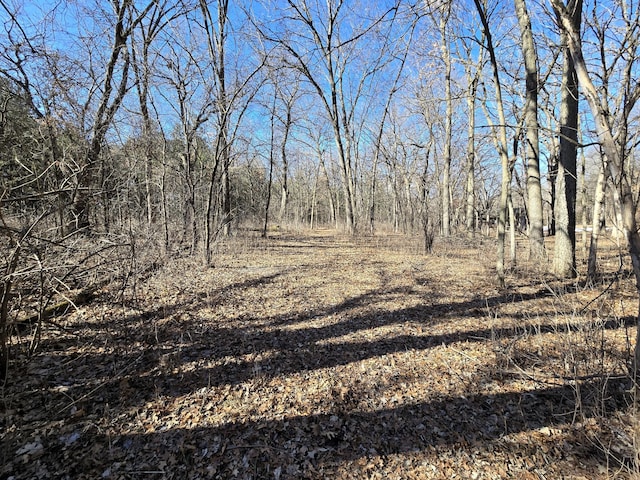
[[514, 0, 545, 259], [439, 8, 453, 237], [548, 149, 558, 236], [550, 0, 640, 373], [464, 72, 478, 237], [263, 94, 277, 238], [552, 3, 581, 278], [579, 145, 588, 252], [0, 242, 20, 383], [200, 0, 236, 262], [509, 192, 517, 268], [587, 160, 607, 281], [474, 0, 512, 287], [279, 101, 292, 223]]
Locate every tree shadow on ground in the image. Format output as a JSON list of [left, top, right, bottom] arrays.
[[4, 257, 635, 478], [24, 378, 629, 479], [14, 290, 635, 415]]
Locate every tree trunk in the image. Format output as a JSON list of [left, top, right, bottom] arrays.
[[335, 135, 356, 234], [554, 155, 575, 275], [161, 138, 170, 254], [369, 156, 378, 234], [439, 10, 452, 237], [319, 155, 336, 228], [200, 0, 231, 238], [474, 0, 512, 287], [278, 97, 292, 224], [514, 0, 545, 259], [551, 0, 640, 374], [420, 142, 434, 252], [579, 144, 588, 252], [509, 192, 517, 268], [552, 8, 580, 278], [548, 150, 558, 236], [263, 96, 276, 238], [310, 160, 321, 230], [181, 142, 198, 255], [204, 141, 221, 264], [587, 160, 607, 281], [221, 164, 231, 236], [0, 243, 20, 383], [465, 74, 477, 237], [263, 156, 274, 238], [131, 35, 156, 229]]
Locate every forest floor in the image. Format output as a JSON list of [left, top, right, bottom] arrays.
[[2, 229, 640, 479]]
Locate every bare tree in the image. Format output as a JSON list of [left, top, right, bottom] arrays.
[[197, 0, 234, 241], [581, 2, 640, 282], [277, 84, 296, 224], [200, 0, 265, 263], [157, 27, 213, 254], [552, 0, 581, 278], [514, 0, 545, 259], [550, 0, 640, 370], [256, 0, 400, 234], [69, 1, 155, 233], [368, 12, 417, 234], [265, 69, 303, 226], [262, 86, 278, 237], [458, 25, 485, 238], [473, 0, 512, 287], [436, 3, 453, 237], [130, 1, 182, 230], [587, 155, 607, 280]]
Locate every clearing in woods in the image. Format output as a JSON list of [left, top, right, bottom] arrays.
[[1, 230, 638, 479]]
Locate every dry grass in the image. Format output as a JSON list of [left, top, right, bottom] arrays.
[[1, 228, 639, 479]]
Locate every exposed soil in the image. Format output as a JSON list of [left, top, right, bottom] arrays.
[[2, 230, 639, 479]]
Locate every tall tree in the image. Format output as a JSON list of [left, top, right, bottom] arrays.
[[459, 23, 485, 237], [158, 29, 213, 254], [581, 2, 640, 281], [368, 12, 417, 234], [552, 0, 581, 278], [436, 3, 453, 237], [199, 0, 265, 262], [270, 72, 301, 225], [131, 1, 180, 229], [550, 0, 640, 370], [262, 90, 277, 237], [587, 157, 607, 280], [514, 0, 544, 259], [199, 0, 232, 240], [70, 0, 155, 233], [277, 85, 295, 224], [473, 0, 512, 287], [257, 0, 400, 234]]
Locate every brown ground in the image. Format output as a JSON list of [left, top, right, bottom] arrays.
[[2, 229, 639, 479]]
